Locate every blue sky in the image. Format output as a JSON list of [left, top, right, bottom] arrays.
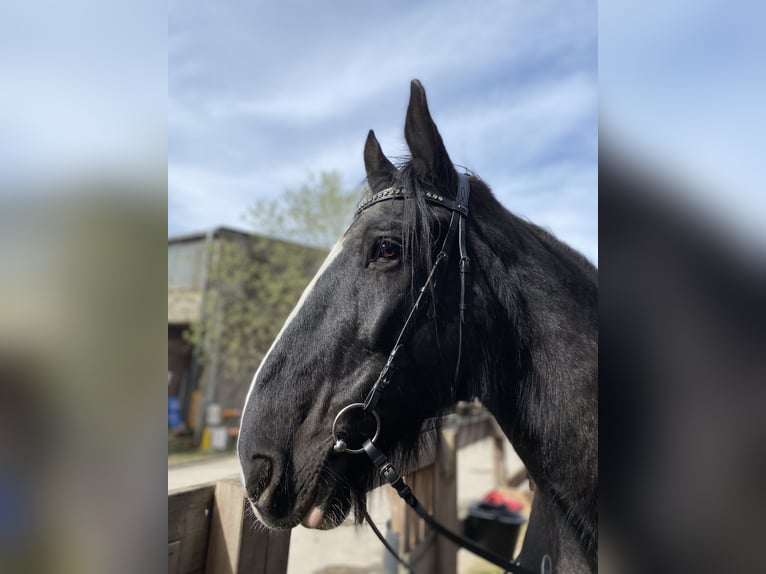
[[600, 0, 766, 250], [169, 0, 598, 264], [2, 2, 762, 266], [0, 1, 165, 185]]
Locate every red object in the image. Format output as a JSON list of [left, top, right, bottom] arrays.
[[482, 490, 523, 512]]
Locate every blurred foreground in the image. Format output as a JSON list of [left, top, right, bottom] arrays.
[[599, 149, 766, 573], [0, 184, 167, 574]]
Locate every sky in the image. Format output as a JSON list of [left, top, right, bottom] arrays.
[[0, 1, 165, 184], [168, 0, 598, 265], [1, 2, 763, 268], [600, 0, 766, 251]]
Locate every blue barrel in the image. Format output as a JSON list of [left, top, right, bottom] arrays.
[[168, 396, 183, 429]]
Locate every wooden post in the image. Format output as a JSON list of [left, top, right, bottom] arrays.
[[168, 485, 215, 574], [493, 434, 506, 486], [205, 479, 291, 574], [490, 418, 507, 487], [434, 428, 458, 574]]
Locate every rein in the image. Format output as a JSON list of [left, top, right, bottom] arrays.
[[331, 174, 545, 574]]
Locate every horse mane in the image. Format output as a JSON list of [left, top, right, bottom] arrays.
[[360, 160, 598, 566]]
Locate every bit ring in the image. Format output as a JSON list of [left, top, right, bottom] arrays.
[[331, 403, 381, 454]]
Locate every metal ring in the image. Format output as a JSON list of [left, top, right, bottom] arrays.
[[541, 554, 552, 574], [331, 403, 381, 455]]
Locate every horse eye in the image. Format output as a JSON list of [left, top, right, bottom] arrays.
[[375, 238, 400, 261]]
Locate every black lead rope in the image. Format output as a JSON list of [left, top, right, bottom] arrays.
[[362, 439, 540, 574]]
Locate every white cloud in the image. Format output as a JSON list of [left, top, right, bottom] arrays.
[[169, 0, 597, 261]]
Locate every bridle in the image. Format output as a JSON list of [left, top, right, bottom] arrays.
[[330, 173, 547, 574]]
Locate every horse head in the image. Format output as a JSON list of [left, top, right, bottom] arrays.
[[238, 80, 469, 529], [238, 80, 597, 574]]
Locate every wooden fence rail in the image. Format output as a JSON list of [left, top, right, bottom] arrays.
[[168, 480, 290, 574], [168, 411, 518, 574]]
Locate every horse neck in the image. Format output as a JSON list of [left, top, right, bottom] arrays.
[[520, 491, 596, 573], [465, 188, 598, 570]]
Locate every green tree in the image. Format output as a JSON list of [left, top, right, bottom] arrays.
[[188, 171, 362, 394], [244, 171, 361, 248]]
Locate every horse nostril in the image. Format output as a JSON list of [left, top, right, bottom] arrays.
[[245, 455, 274, 501]]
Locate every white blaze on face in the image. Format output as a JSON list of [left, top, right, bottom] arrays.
[[238, 237, 346, 486]]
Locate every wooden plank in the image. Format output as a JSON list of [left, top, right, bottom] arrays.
[[263, 529, 291, 573], [204, 479, 291, 574], [405, 471, 415, 553], [238, 515, 291, 574], [411, 464, 434, 550], [206, 480, 245, 574], [387, 484, 404, 540], [434, 429, 458, 574], [168, 485, 215, 574], [164, 479, 293, 574], [454, 416, 495, 450], [187, 389, 202, 430], [399, 461, 442, 573], [409, 531, 437, 573], [493, 434, 506, 486], [507, 467, 529, 488], [168, 540, 181, 574], [236, 515, 264, 572]]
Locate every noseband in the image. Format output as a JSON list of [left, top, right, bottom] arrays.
[[330, 174, 543, 574]]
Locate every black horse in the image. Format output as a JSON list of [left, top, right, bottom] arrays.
[[239, 80, 597, 573]]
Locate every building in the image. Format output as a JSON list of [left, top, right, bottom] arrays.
[[168, 226, 326, 444]]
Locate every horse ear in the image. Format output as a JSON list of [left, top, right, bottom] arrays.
[[404, 79, 457, 193], [364, 129, 397, 192]]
